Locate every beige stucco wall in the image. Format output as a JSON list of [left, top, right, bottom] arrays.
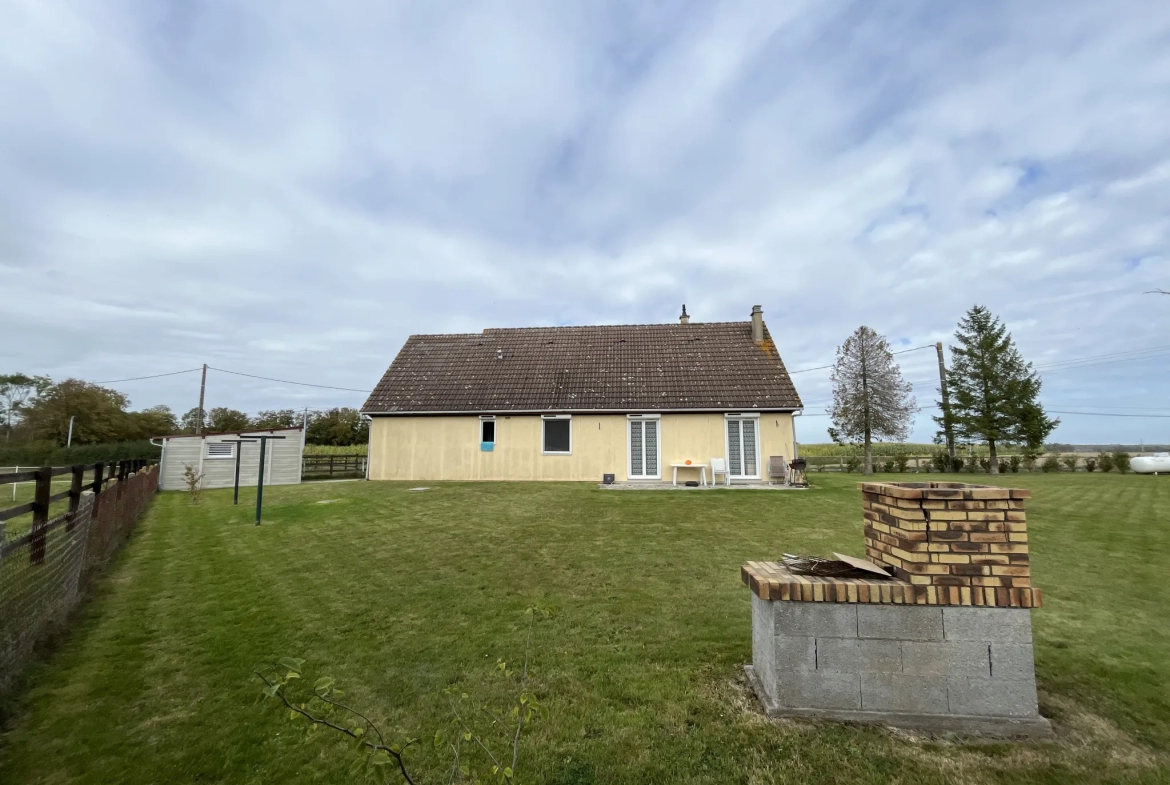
[[368, 412, 795, 482]]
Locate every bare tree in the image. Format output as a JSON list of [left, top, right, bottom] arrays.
[[828, 326, 917, 475]]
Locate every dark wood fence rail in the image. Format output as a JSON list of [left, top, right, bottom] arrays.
[[0, 459, 151, 563], [301, 454, 366, 479]]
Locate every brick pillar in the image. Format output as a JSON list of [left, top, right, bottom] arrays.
[[860, 482, 1039, 608]]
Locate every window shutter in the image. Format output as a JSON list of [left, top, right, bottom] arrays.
[[630, 421, 643, 476], [742, 419, 757, 476], [644, 420, 658, 476], [728, 420, 742, 475]]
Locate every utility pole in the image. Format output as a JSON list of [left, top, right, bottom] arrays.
[[936, 342, 956, 469], [196, 363, 207, 435]]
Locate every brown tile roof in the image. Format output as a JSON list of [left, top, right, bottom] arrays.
[[363, 321, 802, 414]]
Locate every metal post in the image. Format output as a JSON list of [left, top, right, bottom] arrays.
[[255, 437, 267, 525], [936, 342, 956, 470], [223, 439, 257, 506], [235, 446, 244, 506], [66, 415, 75, 448], [252, 435, 285, 525], [196, 363, 207, 435]]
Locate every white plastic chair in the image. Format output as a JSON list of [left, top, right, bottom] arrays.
[[710, 457, 731, 486]]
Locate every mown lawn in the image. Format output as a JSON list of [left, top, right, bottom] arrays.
[[1, 474, 1168, 784]]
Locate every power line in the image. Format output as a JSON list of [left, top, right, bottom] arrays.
[[1047, 409, 1170, 419], [893, 344, 936, 355], [787, 344, 934, 375], [95, 368, 203, 384], [788, 363, 834, 375], [207, 367, 369, 393]]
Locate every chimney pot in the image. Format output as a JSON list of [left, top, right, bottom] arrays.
[[679, 304, 690, 324], [750, 305, 764, 344]]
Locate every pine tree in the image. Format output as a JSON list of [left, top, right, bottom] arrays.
[[937, 306, 1058, 474], [828, 326, 916, 475]]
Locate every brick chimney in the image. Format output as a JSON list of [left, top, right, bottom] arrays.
[[679, 304, 690, 324], [750, 305, 764, 344]]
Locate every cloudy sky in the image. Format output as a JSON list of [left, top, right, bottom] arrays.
[[2, 0, 1168, 444]]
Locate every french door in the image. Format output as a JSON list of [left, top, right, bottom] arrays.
[[726, 416, 760, 479], [628, 415, 661, 480]]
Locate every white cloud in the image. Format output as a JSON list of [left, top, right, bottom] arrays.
[[1, 0, 1168, 442]]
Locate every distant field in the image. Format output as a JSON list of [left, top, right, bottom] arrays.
[[797, 443, 1025, 458], [302, 444, 368, 456]]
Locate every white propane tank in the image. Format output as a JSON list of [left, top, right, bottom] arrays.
[[1131, 453, 1170, 474]]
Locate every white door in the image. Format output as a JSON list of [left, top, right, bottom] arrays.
[[628, 417, 660, 479], [726, 417, 760, 479]]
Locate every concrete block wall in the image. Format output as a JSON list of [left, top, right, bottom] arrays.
[[751, 594, 1043, 723]]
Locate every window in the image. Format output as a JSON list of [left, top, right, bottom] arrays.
[[206, 442, 235, 459], [627, 414, 661, 479], [541, 414, 572, 454], [725, 414, 760, 478], [480, 416, 496, 448]]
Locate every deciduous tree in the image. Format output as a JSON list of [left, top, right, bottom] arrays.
[[936, 305, 1058, 474], [252, 409, 300, 429], [828, 326, 916, 475], [0, 373, 52, 440], [206, 407, 252, 432], [20, 379, 131, 444], [180, 407, 208, 434], [128, 405, 178, 438], [306, 407, 369, 446]]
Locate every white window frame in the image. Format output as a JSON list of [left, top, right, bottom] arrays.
[[205, 442, 235, 459], [541, 414, 572, 455], [480, 415, 496, 444], [724, 413, 761, 480], [626, 414, 662, 480]]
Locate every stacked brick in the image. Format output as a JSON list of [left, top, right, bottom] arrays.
[[861, 482, 1040, 608]]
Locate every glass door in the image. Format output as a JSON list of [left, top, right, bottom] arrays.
[[726, 417, 759, 479], [628, 416, 660, 479]]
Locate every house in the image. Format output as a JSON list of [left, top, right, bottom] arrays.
[[152, 427, 305, 491], [362, 306, 803, 483]]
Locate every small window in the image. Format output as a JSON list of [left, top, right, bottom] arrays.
[[206, 442, 235, 459], [542, 415, 571, 454], [480, 416, 496, 444]]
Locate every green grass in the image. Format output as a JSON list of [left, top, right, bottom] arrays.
[[1, 479, 74, 538], [1, 475, 1169, 784]]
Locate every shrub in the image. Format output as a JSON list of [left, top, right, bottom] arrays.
[[1113, 451, 1131, 474], [1022, 455, 1037, 472], [930, 452, 950, 472], [1009, 455, 1021, 473], [979, 457, 991, 472], [1084, 457, 1097, 472], [881, 459, 896, 473], [1061, 455, 1078, 472], [1041, 455, 1061, 473], [997, 459, 1009, 473], [894, 453, 910, 473], [844, 455, 861, 473], [1097, 452, 1115, 473], [0, 439, 160, 467]]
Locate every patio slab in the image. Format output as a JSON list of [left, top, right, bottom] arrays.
[[599, 482, 804, 491]]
